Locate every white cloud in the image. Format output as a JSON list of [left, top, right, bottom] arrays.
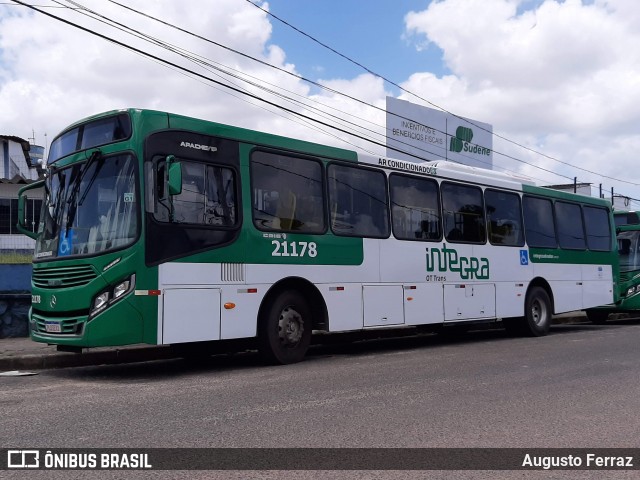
[[0, 0, 302, 144], [1, 0, 640, 202], [403, 0, 640, 197]]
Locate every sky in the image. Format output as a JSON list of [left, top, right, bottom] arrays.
[[1, 0, 639, 207]]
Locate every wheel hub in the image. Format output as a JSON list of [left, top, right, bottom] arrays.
[[278, 306, 304, 346], [531, 299, 547, 326]]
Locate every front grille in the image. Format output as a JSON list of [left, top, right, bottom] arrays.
[[33, 265, 97, 289], [33, 314, 84, 335]]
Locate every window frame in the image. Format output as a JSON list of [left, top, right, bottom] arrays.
[[523, 194, 558, 249], [389, 172, 442, 242], [327, 161, 391, 239], [554, 200, 587, 251], [440, 181, 487, 244], [583, 205, 612, 252], [484, 188, 525, 247], [250, 149, 327, 235], [151, 156, 240, 230]]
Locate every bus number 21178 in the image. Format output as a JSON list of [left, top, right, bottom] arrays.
[[271, 241, 318, 258]]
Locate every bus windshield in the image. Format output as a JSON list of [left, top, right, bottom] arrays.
[[618, 230, 640, 273], [35, 153, 139, 260], [48, 113, 132, 165]]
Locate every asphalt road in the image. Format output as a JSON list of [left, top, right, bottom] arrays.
[[2, 320, 640, 479]]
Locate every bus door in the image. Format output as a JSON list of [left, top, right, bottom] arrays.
[[162, 288, 221, 344]]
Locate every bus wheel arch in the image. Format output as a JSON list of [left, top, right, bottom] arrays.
[[257, 277, 327, 364]]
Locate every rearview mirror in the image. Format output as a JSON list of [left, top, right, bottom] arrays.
[[167, 155, 182, 196]]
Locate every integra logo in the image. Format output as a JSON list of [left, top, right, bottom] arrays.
[[180, 141, 218, 152], [426, 243, 490, 280], [449, 127, 491, 156]]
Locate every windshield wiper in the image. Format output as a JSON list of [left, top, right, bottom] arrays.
[[45, 169, 65, 238], [65, 150, 103, 231]]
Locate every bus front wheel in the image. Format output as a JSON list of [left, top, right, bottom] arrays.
[[258, 291, 312, 365]]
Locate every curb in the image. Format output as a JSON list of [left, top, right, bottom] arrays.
[[0, 315, 592, 372], [0, 345, 175, 371]]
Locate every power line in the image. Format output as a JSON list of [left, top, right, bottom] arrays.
[[54, 0, 450, 164], [98, 0, 582, 183], [245, 0, 640, 188], [7, 0, 631, 193], [11, 0, 469, 167], [54, 0, 509, 174]]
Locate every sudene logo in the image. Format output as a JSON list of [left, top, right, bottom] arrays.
[[449, 126, 491, 156]]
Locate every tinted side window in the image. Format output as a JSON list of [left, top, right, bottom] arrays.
[[441, 182, 485, 243], [584, 206, 611, 251], [251, 151, 324, 233], [328, 164, 389, 238], [485, 189, 524, 246], [523, 196, 556, 248], [555, 201, 586, 250], [390, 174, 441, 241], [156, 160, 237, 227]]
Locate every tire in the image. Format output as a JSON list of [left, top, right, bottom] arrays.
[[522, 286, 552, 336], [258, 291, 312, 365], [502, 317, 523, 336], [585, 309, 609, 324]]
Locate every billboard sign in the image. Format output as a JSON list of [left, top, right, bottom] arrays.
[[385, 97, 493, 169]]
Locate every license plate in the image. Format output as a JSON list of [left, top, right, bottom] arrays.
[[45, 322, 62, 333]]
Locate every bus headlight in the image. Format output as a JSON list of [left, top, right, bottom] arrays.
[[113, 279, 131, 300], [90, 274, 135, 319], [627, 286, 636, 297], [94, 292, 110, 310]]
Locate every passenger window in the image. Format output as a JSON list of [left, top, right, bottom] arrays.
[[523, 196, 557, 248], [555, 201, 586, 250], [251, 151, 325, 233], [389, 174, 441, 241], [328, 164, 389, 238], [441, 182, 485, 243], [485, 189, 524, 246], [583, 206, 611, 251]]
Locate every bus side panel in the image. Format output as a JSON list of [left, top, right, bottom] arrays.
[[533, 263, 583, 313], [404, 284, 444, 325], [494, 282, 528, 318], [378, 238, 444, 325], [318, 283, 363, 332], [219, 285, 263, 340], [581, 264, 614, 309], [477, 245, 529, 319], [162, 288, 220, 344]]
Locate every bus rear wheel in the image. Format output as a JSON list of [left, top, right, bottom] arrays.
[[504, 286, 552, 337], [523, 286, 552, 336], [258, 291, 312, 365]]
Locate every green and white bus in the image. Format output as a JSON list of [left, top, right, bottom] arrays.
[[18, 108, 618, 364], [585, 212, 640, 322]]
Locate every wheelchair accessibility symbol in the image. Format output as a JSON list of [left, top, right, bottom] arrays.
[[520, 250, 529, 265]]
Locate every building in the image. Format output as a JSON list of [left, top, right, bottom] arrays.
[[0, 135, 44, 337], [0, 135, 44, 259]]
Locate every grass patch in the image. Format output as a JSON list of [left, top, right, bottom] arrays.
[[0, 252, 33, 264]]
